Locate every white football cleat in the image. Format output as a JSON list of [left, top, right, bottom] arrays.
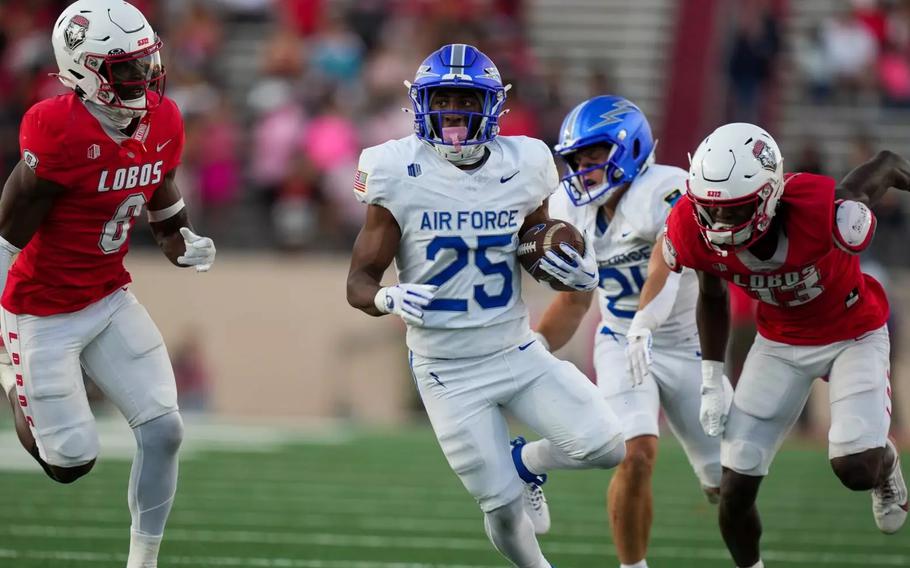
[[510, 436, 551, 534], [523, 480, 551, 535], [872, 438, 908, 534]]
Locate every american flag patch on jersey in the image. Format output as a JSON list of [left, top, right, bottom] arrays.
[[353, 170, 369, 193]]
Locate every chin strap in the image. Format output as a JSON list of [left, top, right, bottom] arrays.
[[440, 144, 486, 166], [86, 99, 146, 131]]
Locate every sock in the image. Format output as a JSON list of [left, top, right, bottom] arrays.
[[620, 561, 648, 568], [483, 498, 550, 568], [522, 436, 625, 474], [740, 561, 764, 568], [127, 412, 183, 567], [127, 531, 162, 568]]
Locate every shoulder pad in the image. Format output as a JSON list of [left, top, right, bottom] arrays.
[[833, 199, 876, 254]]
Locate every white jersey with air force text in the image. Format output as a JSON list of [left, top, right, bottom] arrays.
[[549, 163, 698, 342], [354, 135, 557, 358]]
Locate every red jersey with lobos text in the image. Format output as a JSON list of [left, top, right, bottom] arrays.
[[3, 93, 184, 316], [664, 173, 889, 345]]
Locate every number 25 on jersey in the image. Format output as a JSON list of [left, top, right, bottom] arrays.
[[424, 234, 514, 311]]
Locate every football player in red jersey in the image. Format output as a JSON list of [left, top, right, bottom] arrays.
[[636, 122, 907, 568], [0, 1, 215, 566]]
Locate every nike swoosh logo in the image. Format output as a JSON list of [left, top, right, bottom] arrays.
[[156, 139, 172, 152], [518, 340, 536, 351], [500, 170, 519, 183], [621, 231, 631, 238]]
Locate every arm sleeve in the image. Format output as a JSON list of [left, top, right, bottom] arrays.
[[19, 107, 72, 187]]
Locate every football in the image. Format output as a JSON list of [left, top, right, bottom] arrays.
[[517, 218, 586, 291]]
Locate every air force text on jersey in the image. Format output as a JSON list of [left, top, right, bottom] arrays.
[[419, 209, 520, 232]]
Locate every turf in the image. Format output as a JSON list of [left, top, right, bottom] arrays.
[[0, 425, 907, 567]]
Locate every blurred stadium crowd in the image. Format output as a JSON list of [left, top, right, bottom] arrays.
[[0, 0, 908, 260]]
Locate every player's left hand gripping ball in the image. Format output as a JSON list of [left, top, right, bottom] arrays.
[[178, 227, 216, 272], [538, 230, 599, 291]]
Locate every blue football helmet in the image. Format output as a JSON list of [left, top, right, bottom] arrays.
[[553, 95, 655, 206], [406, 44, 509, 163]]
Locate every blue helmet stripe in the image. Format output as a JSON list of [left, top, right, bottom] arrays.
[[449, 43, 466, 74], [562, 100, 587, 144]]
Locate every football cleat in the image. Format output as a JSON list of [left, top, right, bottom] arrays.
[[510, 436, 551, 534], [872, 438, 908, 534]]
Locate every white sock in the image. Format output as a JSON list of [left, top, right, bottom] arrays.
[[740, 561, 764, 568], [126, 530, 161, 568], [483, 498, 550, 568], [620, 561, 648, 568], [522, 439, 586, 473], [521, 436, 624, 473]]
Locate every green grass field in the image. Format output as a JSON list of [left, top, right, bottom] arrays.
[[0, 423, 907, 568]]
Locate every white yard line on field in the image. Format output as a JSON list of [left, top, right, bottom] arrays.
[[3, 525, 909, 565], [2, 502, 901, 545], [0, 549, 501, 568]]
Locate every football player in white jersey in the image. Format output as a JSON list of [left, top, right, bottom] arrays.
[[515, 96, 728, 568], [347, 45, 627, 567]]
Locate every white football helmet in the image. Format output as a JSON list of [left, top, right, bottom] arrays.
[[687, 122, 784, 253], [51, 0, 164, 120]]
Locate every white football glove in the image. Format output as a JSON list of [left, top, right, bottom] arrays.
[[625, 328, 653, 387], [178, 227, 216, 272], [538, 231, 599, 291], [699, 360, 732, 437], [374, 284, 438, 327]]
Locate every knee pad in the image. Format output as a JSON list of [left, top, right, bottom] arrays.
[[582, 433, 626, 469], [42, 424, 100, 469], [828, 414, 885, 459], [695, 458, 723, 489], [484, 496, 525, 533], [721, 439, 768, 477], [621, 412, 660, 440], [135, 411, 184, 456]]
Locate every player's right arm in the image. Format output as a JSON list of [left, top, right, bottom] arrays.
[[626, 235, 685, 385], [346, 204, 436, 325], [0, 161, 67, 292], [695, 270, 729, 363], [695, 269, 730, 437], [647, 220, 731, 436], [347, 204, 401, 317], [0, 161, 67, 249]]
